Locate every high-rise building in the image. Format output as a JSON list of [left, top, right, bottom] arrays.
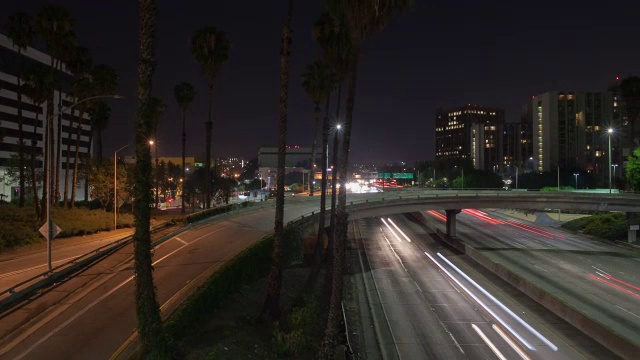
[[436, 104, 505, 170], [0, 33, 91, 202], [531, 91, 616, 180]]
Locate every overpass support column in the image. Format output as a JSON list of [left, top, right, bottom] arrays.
[[445, 209, 461, 238], [628, 212, 638, 244]]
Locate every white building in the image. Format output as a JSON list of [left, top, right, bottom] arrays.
[[0, 33, 91, 202]]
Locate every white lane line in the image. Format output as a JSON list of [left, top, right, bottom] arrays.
[[616, 305, 640, 320], [493, 324, 532, 360], [380, 218, 402, 242], [0, 256, 81, 279], [437, 253, 558, 352], [174, 237, 188, 245], [12, 226, 227, 360], [424, 252, 536, 351], [592, 266, 610, 276], [471, 324, 507, 360], [387, 218, 411, 242]]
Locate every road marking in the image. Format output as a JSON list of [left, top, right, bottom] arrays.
[[174, 237, 188, 245], [0, 256, 81, 279], [616, 305, 640, 319], [471, 324, 507, 360], [493, 324, 532, 360], [9, 225, 228, 360], [592, 266, 610, 276]]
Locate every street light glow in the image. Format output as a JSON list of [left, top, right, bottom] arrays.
[[148, 140, 155, 145]]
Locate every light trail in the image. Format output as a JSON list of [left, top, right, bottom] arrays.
[[381, 218, 403, 242], [589, 273, 640, 299], [472, 324, 507, 360], [493, 324, 532, 360], [387, 218, 412, 242]]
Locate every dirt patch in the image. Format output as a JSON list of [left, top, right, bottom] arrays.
[[178, 266, 330, 360]]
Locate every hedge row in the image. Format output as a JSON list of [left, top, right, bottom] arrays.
[[164, 225, 302, 339], [562, 212, 628, 241], [184, 201, 254, 224]]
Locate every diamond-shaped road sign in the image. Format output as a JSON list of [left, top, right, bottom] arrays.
[[39, 220, 62, 240]]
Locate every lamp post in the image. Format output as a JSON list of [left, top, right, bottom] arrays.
[[43, 94, 123, 271], [608, 128, 613, 194], [612, 164, 618, 190], [509, 165, 518, 190], [557, 165, 560, 192], [574, 173, 579, 189]]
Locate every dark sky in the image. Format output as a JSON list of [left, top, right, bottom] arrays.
[[3, 1, 640, 164]]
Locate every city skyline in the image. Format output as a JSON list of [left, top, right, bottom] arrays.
[[2, 1, 639, 164]]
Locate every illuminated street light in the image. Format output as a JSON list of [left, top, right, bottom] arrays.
[[607, 128, 613, 194], [574, 173, 579, 189]]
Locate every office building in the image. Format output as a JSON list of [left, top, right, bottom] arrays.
[[0, 33, 91, 202], [436, 104, 505, 171]]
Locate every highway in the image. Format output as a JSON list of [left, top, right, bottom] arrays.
[[352, 215, 617, 359], [423, 209, 640, 356]]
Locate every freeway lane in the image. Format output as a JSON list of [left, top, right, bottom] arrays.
[[354, 215, 615, 359], [425, 209, 640, 355], [0, 196, 328, 360]]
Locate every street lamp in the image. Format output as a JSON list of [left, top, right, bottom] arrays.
[[509, 164, 518, 190], [573, 173, 579, 189], [44, 94, 123, 271], [612, 164, 619, 190], [607, 128, 613, 194]]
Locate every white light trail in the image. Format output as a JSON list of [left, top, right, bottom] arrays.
[[436, 253, 558, 351], [471, 324, 507, 360], [424, 252, 536, 351], [381, 218, 402, 242], [387, 218, 412, 242], [493, 324, 532, 360]]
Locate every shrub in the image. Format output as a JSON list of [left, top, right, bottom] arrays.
[[272, 300, 319, 357], [562, 212, 628, 240]]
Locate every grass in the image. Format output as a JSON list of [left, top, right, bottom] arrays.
[[562, 212, 628, 241], [0, 203, 134, 251]]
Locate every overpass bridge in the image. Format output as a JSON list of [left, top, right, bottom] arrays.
[[324, 190, 640, 242]]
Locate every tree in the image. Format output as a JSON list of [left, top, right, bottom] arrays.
[[90, 64, 119, 163], [22, 64, 54, 218], [65, 45, 93, 208], [5, 12, 35, 208], [132, 0, 170, 357], [301, 60, 336, 197], [149, 97, 165, 208], [190, 26, 231, 209], [626, 147, 640, 191], [36, 4, 77, 206], [321, 1, 414, 355], [173, 82, 195, 213], [261, 0, 293, 322]]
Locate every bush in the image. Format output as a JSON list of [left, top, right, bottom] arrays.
[[562, 212, 628, 240], [272, 300, 319, 357]]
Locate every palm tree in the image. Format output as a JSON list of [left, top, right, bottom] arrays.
[[301, 61, 335, 197], [320, 1, 414, 355], [149, 97, 165, 209], [300, 60, 337, 291], [174, 82, 195, 214], [36, 4, 77, 206], [132, 0, 170, 357], [64, 46, 93, 208], [190, 26, 230, 209], [22, 65, 55, 218], [261, 0, 294, 321], [5, 12, 35, 208]]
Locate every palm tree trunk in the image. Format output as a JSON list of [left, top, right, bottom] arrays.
[[326, 80, 342, 265], [321, 49, 359, 356], [70, 108, 83, 208], [309, 103, 320, 196], [154, 137, 159, 209], [17, 50, 26, 208], [55, 61, 63, 206], [262, 0, 293, 321], [31, 113, 41, 218], [181, 109, 186, 214], [132, 0, 169, 357], [41, 98, 54, 218], [303, 95, 330, 293], [63, 115, 73, 207], [84, 128, 93, 202], [205, 82, 213, 209]]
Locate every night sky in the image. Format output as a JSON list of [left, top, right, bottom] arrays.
[[3, 1, 640, 165]]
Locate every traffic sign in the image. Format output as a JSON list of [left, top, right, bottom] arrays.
[[39, 221, 62, 239]]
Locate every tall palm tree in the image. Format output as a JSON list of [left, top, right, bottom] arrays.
[[301, 61, 335, 197], [64, 46, 92, 208], [22, 65, 55, 219], [261, 0, 294, 321], [320, 1, 414, 355], [132, 0, 169, 357], [36, 4, 76, 206], [190, 27, 230, 209], [5, 12, 35, 208], [300, 60, 337, 291], [174, 82, 195, 214], [149, 97, 165, 209]]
